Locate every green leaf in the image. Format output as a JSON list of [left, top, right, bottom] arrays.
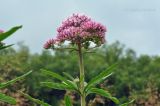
[[87, 88, 111, 97], [87, 88, 120, 104], [0, 92, 16, 105], [85, 63, 117, 92], [0, 44, 14, 50], [0, 71, 32, 89], [65, 95, 72, 106], [20, 92, 51, 106], [41, 69, 78, 91], [41, 82, 74, 90], [110, 97, 120, 105], [120, 99, 135, 106], [63, 72, 74, 81], [0, 26, 22, 41]]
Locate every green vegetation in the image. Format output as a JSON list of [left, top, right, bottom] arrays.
[[0, 41, 160, 105], [0, 26, 32, 105]]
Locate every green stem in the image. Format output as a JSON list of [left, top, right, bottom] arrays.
[[78, 43, 86, 106]]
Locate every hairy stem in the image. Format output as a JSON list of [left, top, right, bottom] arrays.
[[78, 43, 86, 106]]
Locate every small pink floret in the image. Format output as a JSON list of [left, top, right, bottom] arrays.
[[0, 29, 4, 33]]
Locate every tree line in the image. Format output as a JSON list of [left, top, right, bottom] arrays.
[[0, 41, 160, 106]]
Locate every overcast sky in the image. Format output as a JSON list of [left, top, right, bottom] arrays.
[[0, 0, 159, 55]]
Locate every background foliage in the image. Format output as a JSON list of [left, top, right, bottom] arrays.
[[0, 41, 160, 106]]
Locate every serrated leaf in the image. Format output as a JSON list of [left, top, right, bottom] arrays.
[[120, 99, 135, 106], [63, 72, 74, 81], [65, 95, 72, 106], [87, 88, 120, 104], [41, 69, 78, 91], [41, 82, 74, 90], [0, 92, 16, 105], [0, 26, 22, 41], [0, 71, 32, 89], [20, 92, 51, 106], [85, 63, 117, 92]]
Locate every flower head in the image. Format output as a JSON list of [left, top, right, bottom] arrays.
[[43, 39, 59, 49], [44, 14, 107, 49]]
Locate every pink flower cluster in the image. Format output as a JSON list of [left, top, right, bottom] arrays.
[[44, 14, 106, 49]]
